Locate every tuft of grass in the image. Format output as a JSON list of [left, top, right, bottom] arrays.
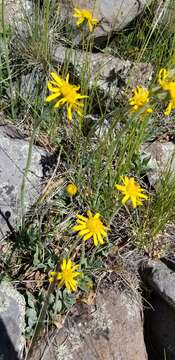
[[133, 166, 175, 255]]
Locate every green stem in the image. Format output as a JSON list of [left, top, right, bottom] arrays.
[[90, 246, 97, 264]]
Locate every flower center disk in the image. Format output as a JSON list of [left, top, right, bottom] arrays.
[[87, 218, 103, 233], [126, 183, 139, 197]]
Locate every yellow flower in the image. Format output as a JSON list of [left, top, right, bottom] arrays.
[[45, 72, 88, 121], [158, 68, 175, 90], [49, 259, 81, 292], [115, 176, 148, 208], [66, 183, 77, 196], [72, 210, 109, 246], [158, 68, 175, 116], [159, 68, 169, 89], [129, 86, 153, 114], [73, 7, 99, 32], [163, 82, 175, 115]]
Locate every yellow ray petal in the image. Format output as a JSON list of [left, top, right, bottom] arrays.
[[97, 232, 104, 244], [61, 258, 67, 271], [73, 224, 86, 231], [87, 210, 93, 218], [115, 184, 126, 192], [78, 229, 90, 237], [131, 196, 137, 208], [57, 273, 62, 280], [73, 8, 82, 16], [58, 278, 64, 288], [100, 229, 107, 237], [69, 279, 77, 291], [83, 232, 93, 241], [93, 233, 98, 246], [76, 219, 86, 225], [88, 20, 93, 32], [77, 215, 88, 222], [76, 18, 84, 26], [47, 82, 60, 92], [122, 194, 130, 205], [66, 73, 70, 83], [51, 71, 63, 85], [138, 193, 148, 199], [65, 280, 71, 292], [54, 98, 67, 108], [72, 264, 80, 271], [45, 93, 60, 102], [72, 272, 81, 278], [67, 104, 73, 121], [67, 259, 72, 269], [49, 271, 56, 276]]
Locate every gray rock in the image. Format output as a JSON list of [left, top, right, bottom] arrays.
[[32, 288, 148, 360], [18, 67, 46, 102], [58, 0, 152, 44], [141, 141, 175, 186], [53, 44, 153, 107], [0, 123, 47, 238], [0, 0, 32, 32], [0, 281, 25, 359], [142, 259, 175, 310]]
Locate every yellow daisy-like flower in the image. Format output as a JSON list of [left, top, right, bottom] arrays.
[[158, 68, 171, 90], [73, 7, 99, 32], [158, 68, 175, 116], [49, 258, 81, 292], [129, 86, 153, 114], [115, 176, 148, 208], [72, 210, 109, 247], [66, 183, 78, 196], [45, 71, 88, 121]]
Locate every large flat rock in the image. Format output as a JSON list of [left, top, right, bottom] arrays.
[[0, 124, 47, 238], [32, 288, 148, 360], [0, 0, 31, 31], [58, 0, 152, 43], [53, 44, 153, 109]]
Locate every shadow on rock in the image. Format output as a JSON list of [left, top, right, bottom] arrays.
[[144, 293, 175, 360], [0, 317, 19, 360]]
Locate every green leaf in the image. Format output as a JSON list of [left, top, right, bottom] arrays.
[[78, 275, 93, 292], [53, 299, 62, 313], [26, 308, 37, 330], [26, 291, 36, 308], [63, 289, 76, 309]]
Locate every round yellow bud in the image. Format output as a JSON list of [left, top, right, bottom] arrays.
[[66, 183, 77, 196]]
